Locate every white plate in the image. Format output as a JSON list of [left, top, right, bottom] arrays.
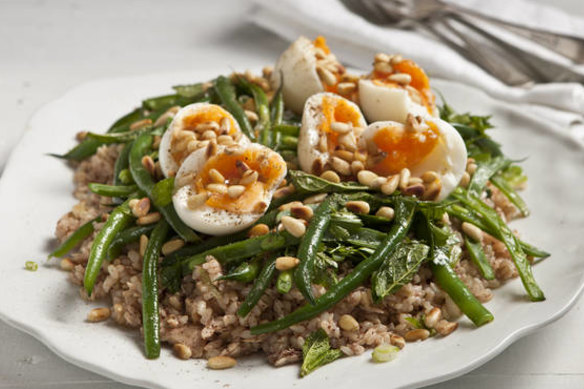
[[0, 70, 583, 389]]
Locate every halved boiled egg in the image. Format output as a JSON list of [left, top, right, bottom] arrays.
[[359, 54, 438, 123], [298, 92, 367, 177], [172, 143, 287, 235], [159, 103, 249, 177], [272, 36, 353, 114], [360, 114, 467, 200]]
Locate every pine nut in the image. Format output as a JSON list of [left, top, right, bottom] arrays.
[[370, 176, 387, 190], [253, 201, 268, 214], [195, 121, 220, 133], [273, 184, 296, 199], [337, 82, 356, 95], [162, 239, 185, 255], [208, 168, 225, 184], [422, 179, 442, 201], [76, 131, 88, 141], [219, 117, 231, 134], [320, 170, 341, 183], [217, 135, 235, 145], [408, 177, 424, 185], [334, 149, 354, 162], [338, 314, 360, 332], [60, 258, 74, 271], [137, 212, 162, 225], [291, 205, 314, 221], [375, 206, 395, 220], [315, 47, 327, 59], [388, 73, 412, 84], [248, 223, 270, 237], [436, 320, 458, 336], [317, 65, 337, 86], [152, 135, 162, 149], [467, 163, 478, 175], [422, 170, 439, 183], [404, 328, 430, 342], [187, 193, 208, 209], [206, 183, 228, 194], [207, 356, 237, 370], [330, 121, 352, 134], [353, 150, 367, 163], [173, 343, 192, 360], [462, 222, 483, 242], [374, 52, 391, 63], [338, 132, 357, 151], [130, 118, 152, 131], [374, 61, 393, 73], [245, 110, 259, 122], [278, 201, 304, 211], [202, 130, 217, 140], [351, 160, 365, 175], [239, 170, 259, 186], [346, 201, 370, 214], [459, 172, 470, 188], [130, 197, 151, 218], [304, 193, 327, 204], [403, 183, 425, 197], [399, 168, 411, 190], [139, 234, 149, 257], [389, 54, 403, 65], [441, 212, 450, 225], [381, 175, 400, 195], [275, 256, 300, 271], [318, 134, 328, 153], [228, 185, 246, 199], [281, 216, 306, 238], [424, 307, 442, 329], [390, 334, 406, 349], [141, 156, 156, 176], [331, 157, 351, 176], [87, 307, 111, 322], [357, 170, 378, 187]]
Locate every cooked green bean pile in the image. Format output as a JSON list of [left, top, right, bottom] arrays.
[[50, 74, 548, 364]]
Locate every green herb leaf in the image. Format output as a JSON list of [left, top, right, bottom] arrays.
[[371, 242, 430, 302], [151, 177, 175, 207], [300, 329, 343, 377], [468, 156, 510, 195], [289, 170, 368, 194]]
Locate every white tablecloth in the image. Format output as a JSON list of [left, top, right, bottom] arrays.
[[1, 1, 583, 388]]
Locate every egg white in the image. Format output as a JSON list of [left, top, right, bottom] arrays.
[[298, 92, 367, 175], [361, 118, 467, 200], [172, 144, 287, 235]]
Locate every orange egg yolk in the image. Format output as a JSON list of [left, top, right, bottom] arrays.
[[194, 149, 285, 213], [170, 106, 237, 165], [372, 59, 435, 115], [370, 122, 440, 176], [320, 96, 362, 152]]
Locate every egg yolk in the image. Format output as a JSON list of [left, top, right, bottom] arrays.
[[194, 148, 286, 213], [370, 122, 440, 176], [170, 105, 237, 166], [371, 59, 435, 115], [320, 96, 362, 152]]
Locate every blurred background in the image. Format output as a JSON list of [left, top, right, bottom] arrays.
[[1, 0, 583, 388]]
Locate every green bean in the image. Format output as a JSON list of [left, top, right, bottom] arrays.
[[237, 255, 278, 317], [276, 270, 293, 294], [239, 77, 271, 146], [172, 82, 205, 98], [270, 85, 284, 126], [142, 219, 169, 359], [49, 139, 105, 161], [430, 261, 494, 326], [217, 257, 261, 283], [49, 217, 99, 258], [468, 156, 510, 195], [113, 143, 132, 187], [214, 76, 255, 140], [464, 236, 495, 280], [107, 225, 156, 259], [117, 169, 134, 185], [490, 174, 529, 216], [279, 135, 298, 150], [273, 124, 300, 137], [129, 133, 200, 242], [452, 187, 544, 301], [295, 195, 338, 304], [142, 94, 193, 111], [108, 108, 143, 132], [84, 200, 134, 295], [151, 177, 174, 207], [86, 127, 152, 144], [88, 183, 138, 197], [251, 199, 415, 334]]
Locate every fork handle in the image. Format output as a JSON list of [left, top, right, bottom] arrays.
[[444, 4, 584, 64]]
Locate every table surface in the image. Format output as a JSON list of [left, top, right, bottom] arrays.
[[1, 1, 583, 388]]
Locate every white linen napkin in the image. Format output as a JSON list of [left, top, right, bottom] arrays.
[[249, 0, 584, 143]]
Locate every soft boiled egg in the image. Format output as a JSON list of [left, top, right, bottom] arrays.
[[298, 92, 367, 177], [172, 143, 287, 235], [360, 114, 467, 200], [359, 54, 438, 124], [272, 36, 349, 114], [159, 103, 249, 177]]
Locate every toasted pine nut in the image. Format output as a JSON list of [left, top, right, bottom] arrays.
[[424, 307, 442, 329], [351, 160, 365, 175], [399, 168, 411, 190], [422, 179, 442, 201], [320, 170, 341, 183], [60, 258, 74, 271], [388, 73, 412, 84], [76, 131, 88, 141], [467, 163, 478, 175], [375, 206, 395, 220], [207, 356, 237, 370], [201, 130, 217, 140], [152, 135, 162, 149], [291, 205, 314, 221], [459, 172, 470, 188], [173, 343, 192, 360], [278, 201, 303, 211], [316, 65, 337, 86], [248, 223, 270, 237], [390, 334, 406, 349], [408, 177, 424, 185], [217, 135, 235, 145], [141, 156, 156, 176], [281, 216, 306, 238], [206, 183, 228, 194], [162, 239, 185, 255], [390, 54, 404, 65], [404, 328, 430, 342], [130, 118, 152, 131], [275, 256, 300, 271], [330, 121, 352, 134], [187, 193, 208, 210], [137, 212, 162, 225], [381, 175, 400, 195], [370, 176, 387, 190], [227, 185, 246, 199], [139, 234, 149, 257], [337, 82, 356, 95], [331, 157, 351, 176], [209, 168, 225, 184], [436, 320, 458, 336], [374, 61, 393, 73], [374, 52, 391, 63], [245, 110, 258, 122], [273, 184, 296, 199], [346, 200, 370, 214], [304, 193, 327, 204], [338, 314, 360, 331], [403, 183, 425, 197], [239, 170, 259, 186], [462, 222, 483, 242], [131, 197, 151, 218], [87, 307, 111, 322], [334, 149, 355, 162], [357, 170, 379, 187]]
